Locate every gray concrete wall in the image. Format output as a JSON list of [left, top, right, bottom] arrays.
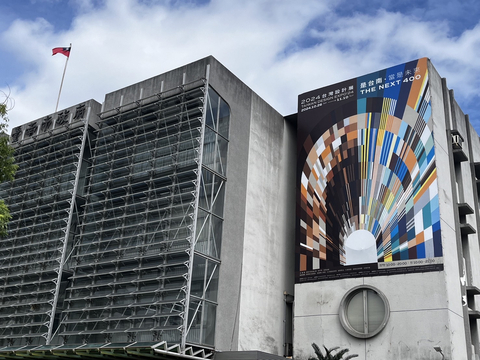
[[467, 119, 480, 356], [442, 70, 480, 357], [293, 60, 474, 360], [429, 63, 470, 360], [236, 92, 296, 354], [206, 57, 296, 355], [468, 119, 480, 288], [101, 58, 209, 112], [11, 99, 101, 145], [207, 58, 255, 352], [294, 273, 450, 360]]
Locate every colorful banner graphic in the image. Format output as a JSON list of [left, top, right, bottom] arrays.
[[296, 58, 443, 283]]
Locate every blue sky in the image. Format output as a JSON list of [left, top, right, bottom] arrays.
[[1, 0, 480, 133]]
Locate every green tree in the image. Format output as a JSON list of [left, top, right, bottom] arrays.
[[0, 95, 18, 236], [308, 343, 358, 360]]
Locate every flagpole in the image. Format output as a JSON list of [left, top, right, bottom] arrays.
[[55, 43, 72, 113]]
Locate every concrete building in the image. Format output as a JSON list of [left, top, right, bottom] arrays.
[[294, 57, 480, 360], [0, 56, 477, 360], [0, 56, 295, 359]]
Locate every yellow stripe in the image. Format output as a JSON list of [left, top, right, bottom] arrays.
[[377, 129, 384, 146], [380, 98, 389, 129], [414, 168, 437, 203]]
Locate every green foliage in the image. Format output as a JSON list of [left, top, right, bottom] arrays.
[[0, 102, 9, 130], [0, 200, 11, 236], [0, 94, 18, 236], [308, 343, 358, 360], [0, 136, 17, 183]]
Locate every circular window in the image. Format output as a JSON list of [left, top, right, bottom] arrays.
[[339, 285, 390, 338]]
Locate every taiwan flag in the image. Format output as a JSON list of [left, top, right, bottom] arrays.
[[52, 47, 71, 57]]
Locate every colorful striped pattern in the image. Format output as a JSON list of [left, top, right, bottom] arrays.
[[298, 58, 441, 271]]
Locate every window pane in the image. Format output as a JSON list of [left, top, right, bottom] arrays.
[[201, 301, 216, 346], [198, 170, 214, 211], [195, 208, 209, 246], [212, 175, 225, 217], [215, 135, 228, 176], [191, 255, 206, 298], [211, 215, 223, 258], [347, 291, 364, 333], [367, 290, 385, 332], [218, 99, 230, 139], [202, 127, 216, 171], [205, 260, 219, 302], [186, 298, 202, 344], [206, 89, 219, 130]]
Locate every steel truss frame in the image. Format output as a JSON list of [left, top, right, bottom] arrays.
[[59, 78, 229, 351], [0, 119, 89, 347], [0, 77, 229, 354]]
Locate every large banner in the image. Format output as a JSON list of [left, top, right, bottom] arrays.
[[296, 58, 443, 283]]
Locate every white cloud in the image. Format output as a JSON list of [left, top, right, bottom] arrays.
[[1, 0, 480, 131]]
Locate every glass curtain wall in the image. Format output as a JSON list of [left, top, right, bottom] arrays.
[[186, 87, 229, 347], [59, 82, 229, 349], [0, 120, 88, 347]]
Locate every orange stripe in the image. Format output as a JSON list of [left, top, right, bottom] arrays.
[[404, 148, 417, 173], [414, 168, 436, 203], [407, 57, 428, 110]]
